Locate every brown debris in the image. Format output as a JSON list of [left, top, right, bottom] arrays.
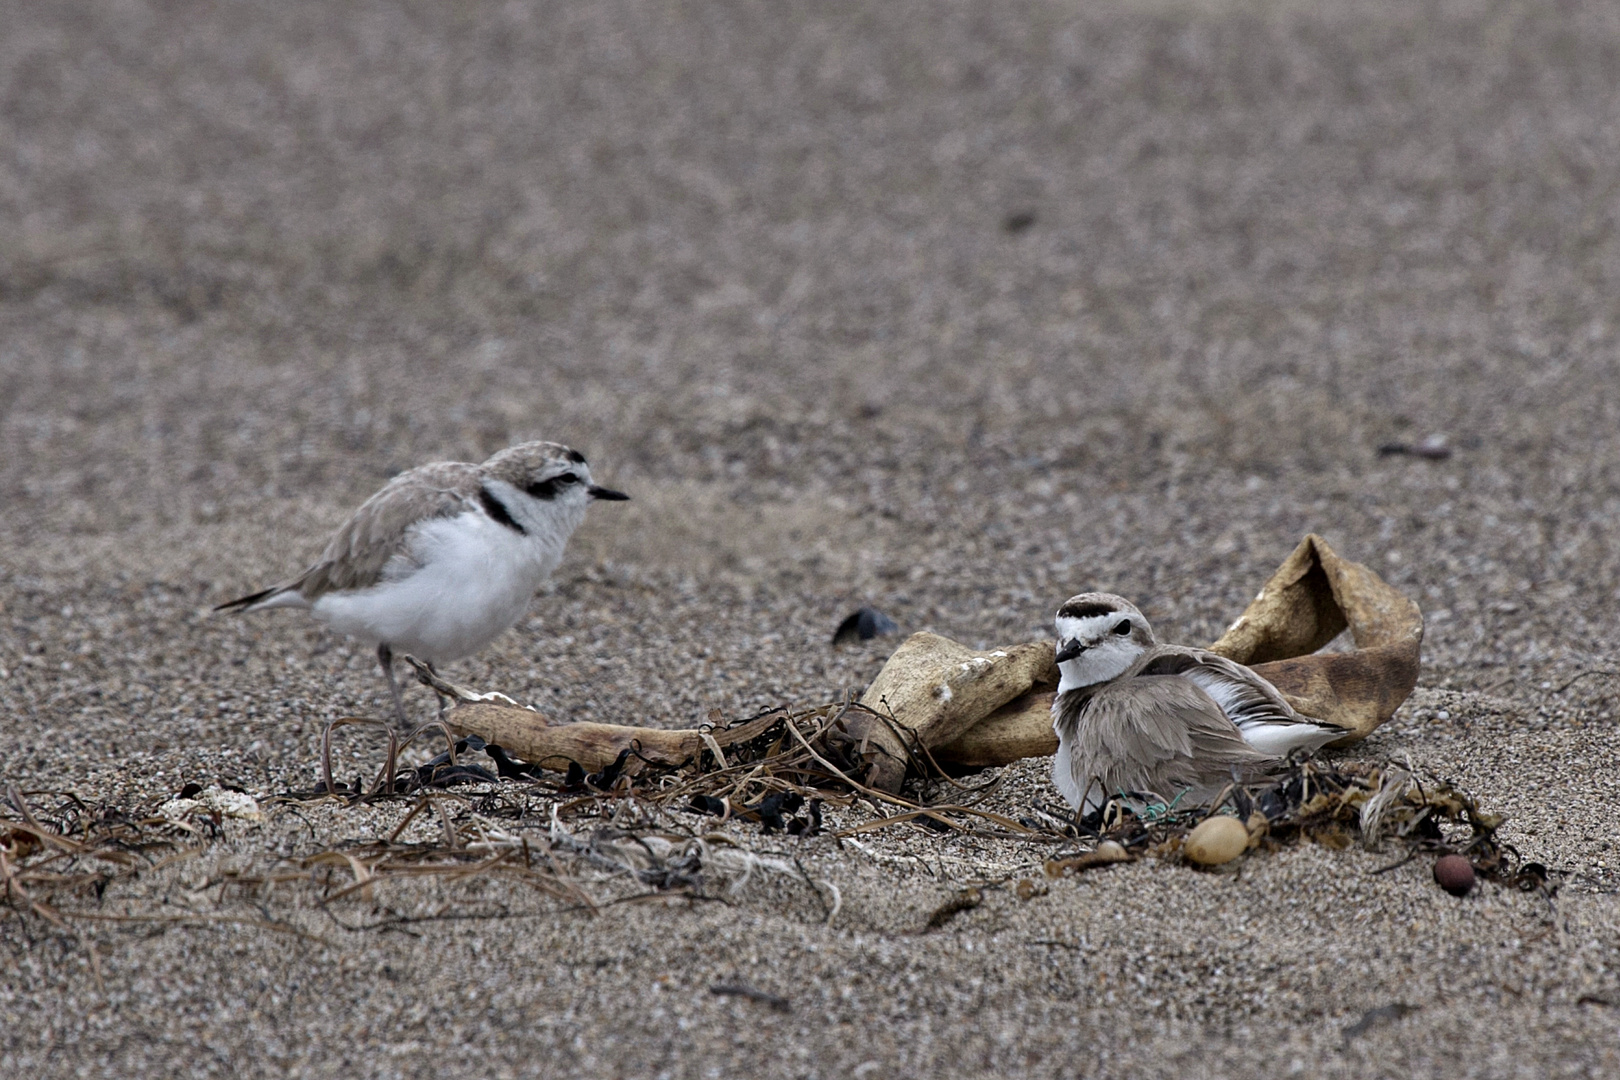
[[382, 536, 1417, 788], [409, 658, 789, 775], [933, 533, 1423, 765], [710, 982, 791, 1012], [1043, 840, 1130, 878], [923, 887, 983, 930], [1211, 533, 1424, 745], [851, 634, 1057, 791], [1040, 755, 1541, 892]]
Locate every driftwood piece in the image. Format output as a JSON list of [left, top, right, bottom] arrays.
[[930, 687, 1061, 769], [845, 634, 1056, 791], [443, 704, 786, 773], [932, 534, 1422, 765]]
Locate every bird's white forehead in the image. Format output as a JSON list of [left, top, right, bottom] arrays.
[[1055, 613, 1120, 641]]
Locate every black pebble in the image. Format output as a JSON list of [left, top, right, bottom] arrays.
[[1002, 210, 1036, 233], [832, 606, 900, 646]]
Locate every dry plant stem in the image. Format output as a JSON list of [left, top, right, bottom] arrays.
[[751, 724, 1054, 837], [5, 785, 82, 855], [435, 798, 461, 848], [385, 797, 437, 844], [320, 717, 398, 798], [782, 711, 887, 815], [64, 910, 332, 944], [1553, 670, 1619, 694], [1, 845, 68, 928], [833, 804, 1055, 840]]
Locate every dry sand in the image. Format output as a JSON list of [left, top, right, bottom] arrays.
[[4, 0, 1620, 1075]]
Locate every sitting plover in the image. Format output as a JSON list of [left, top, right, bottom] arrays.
[[216, 441, 628, 725], [1049, 592, 1346, 811]]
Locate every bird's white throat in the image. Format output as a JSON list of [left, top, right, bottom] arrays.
[[481, 477, 591, 550], [1055, 639, 1145, 693]]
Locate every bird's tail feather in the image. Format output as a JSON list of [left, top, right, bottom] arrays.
[[214, 586, 304, 613]]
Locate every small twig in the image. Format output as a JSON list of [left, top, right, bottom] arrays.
[[1369, 850, 1423, 875], [320, 717, 398, 799], [4, 786, 83, 855], [834, 803, 1052, 840], [1340, 1003, 1418, 1048], [385, 797, 436, 845]]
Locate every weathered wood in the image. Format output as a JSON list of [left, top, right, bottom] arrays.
[[442, 704, 785, 773], [932, 687, 1059, 767], [851, 634, 1057, 791]]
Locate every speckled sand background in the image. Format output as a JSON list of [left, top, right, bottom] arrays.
[[5, 0, 1620, 1076]]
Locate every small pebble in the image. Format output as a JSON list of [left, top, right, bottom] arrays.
[[1184, 816, 1249, 867], [1434, 855, 1476, 897]]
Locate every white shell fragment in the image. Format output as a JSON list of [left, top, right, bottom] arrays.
[[159, 785, 264, 823]]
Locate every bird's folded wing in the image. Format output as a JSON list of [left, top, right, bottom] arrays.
[[1139, 646, 1344, 732], [1084, 675, 1276, 766], [296, 463, 482, 598]]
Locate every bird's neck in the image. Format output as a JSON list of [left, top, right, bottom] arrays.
[[1055, 647, 1140, 694], [1051, 685, 1095, 737]]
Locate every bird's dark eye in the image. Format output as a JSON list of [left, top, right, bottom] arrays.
[[556, 473, 578, 484], [1113, 620, 1132, 636]]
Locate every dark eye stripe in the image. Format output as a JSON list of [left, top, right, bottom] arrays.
[[525, 473, 577, 500]]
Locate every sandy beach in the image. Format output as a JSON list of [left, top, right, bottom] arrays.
[[4, 0, 1620, 1075]]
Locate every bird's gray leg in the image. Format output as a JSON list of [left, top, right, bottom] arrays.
[[377, 643, 409, 729]]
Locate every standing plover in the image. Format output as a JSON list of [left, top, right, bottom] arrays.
[[1049, 592, 1346, 811], [217, 441, 628, 725]]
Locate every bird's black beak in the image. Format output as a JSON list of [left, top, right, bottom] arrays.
[[1055, 638, 1085, 663], [588, 485, 630, 501]]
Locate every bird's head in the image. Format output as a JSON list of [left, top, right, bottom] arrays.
[[1053, 592, 1155, 693], [480, 441, 628, 539]]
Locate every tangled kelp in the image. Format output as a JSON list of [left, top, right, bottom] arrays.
[[1, 776, 842, 939], [301, 699, 1544, 896], [1036, 756, 1551, 894]]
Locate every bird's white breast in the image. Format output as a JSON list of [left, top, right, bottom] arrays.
[[1051, 727, 1092, 811], [310, 510, 559, 663]]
